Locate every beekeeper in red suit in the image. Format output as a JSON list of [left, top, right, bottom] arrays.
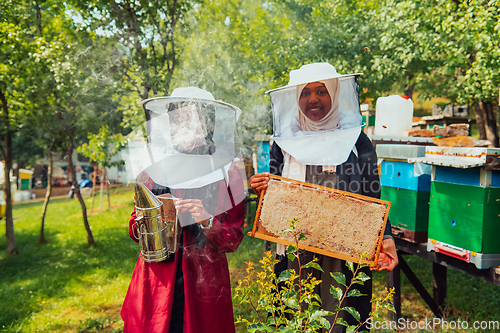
[[121, 87, 245, 333]]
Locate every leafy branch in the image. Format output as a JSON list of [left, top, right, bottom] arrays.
[[235, 218, 396, 332]]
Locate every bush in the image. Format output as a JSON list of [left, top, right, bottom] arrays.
[[235, 218, 395, 333]]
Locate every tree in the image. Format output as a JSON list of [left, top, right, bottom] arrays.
[[11, 128, 49, 243], [37, 41, 120, 245], [0, 0, 40, 254], [377, 0, 500, 146], [26, 0, 122, 245], [20, 87, 68, 244], [172, 0, 278, 156], [78, 125, 125, 210], [214, 0, 500, 146], [72, 0, 196, 129]]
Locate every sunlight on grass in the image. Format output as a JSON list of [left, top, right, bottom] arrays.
[[0, 186, 266, 332], [0, 186, 137, 332]]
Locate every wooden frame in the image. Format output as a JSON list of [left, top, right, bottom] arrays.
[[249, 175, 391, 266]]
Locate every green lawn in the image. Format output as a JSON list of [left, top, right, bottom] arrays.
[[0, 187, 137, 332], [1, 187, 499, 332]]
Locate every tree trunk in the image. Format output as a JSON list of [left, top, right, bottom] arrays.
[[39, 147, 53, 244], [13, 166, 19, 191], [478, 100, 499, 147], [0, 87, 17, 254], [35, 1, 42, 36], [66, 149, 95, 245], [473, 104, 487, 140], [55, 105, 95, 245], [3, 153, 16, 254], [404, 82, 415, 100]]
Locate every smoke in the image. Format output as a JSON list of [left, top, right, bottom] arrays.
[[172, 17, 273, 161]]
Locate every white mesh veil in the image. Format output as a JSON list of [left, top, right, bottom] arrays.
[[122, 88, 246, 226], [122, 88, 243, 190], [267, 63, 363, 166]]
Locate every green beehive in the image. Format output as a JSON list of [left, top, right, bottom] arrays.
[[20, 178, 30, 190], [381, 186, 430, 232], [377, 144, 430, 242], [428, 181, 500, 254]]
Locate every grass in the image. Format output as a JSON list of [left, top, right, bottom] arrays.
[[1, 187, 500, 332], [0, 186, 137, 332]]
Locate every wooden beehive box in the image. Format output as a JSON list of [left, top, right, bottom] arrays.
[[250, 175, 391, 266]]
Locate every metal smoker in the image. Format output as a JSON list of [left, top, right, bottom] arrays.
[[134, 180, 181, 262]]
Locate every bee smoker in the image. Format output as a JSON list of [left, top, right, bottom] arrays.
[[133, 180, 181, 262]]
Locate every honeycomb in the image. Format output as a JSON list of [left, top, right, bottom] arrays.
[[257, 178, 388, 262]]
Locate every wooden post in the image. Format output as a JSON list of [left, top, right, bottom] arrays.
[[99, 167, 104, 210], [106, 169, 110, 208], [433, 263, 447, 311], [91, 166, 97, 212], [399, 256, 443, 318], [387, 254, 402, 321]]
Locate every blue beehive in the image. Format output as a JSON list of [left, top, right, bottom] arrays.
[[254, 134, 271, 174], [409, 146, 500, 269], [257, 141, 270, 173], [380, 161, 431, 191], [377, 144, 431, 242]]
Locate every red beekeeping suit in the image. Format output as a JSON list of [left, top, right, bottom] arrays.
[[121, 163, 245, 333]]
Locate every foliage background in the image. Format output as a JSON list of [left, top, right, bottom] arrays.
[[1, 0, 500, 331]]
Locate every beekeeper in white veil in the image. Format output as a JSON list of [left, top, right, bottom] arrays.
[[123, 86, 243, 191], [121, 87, 246, 333], [250, 63, 397, 332]]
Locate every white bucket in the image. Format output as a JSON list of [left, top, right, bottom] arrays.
[[21, 191, 31, 201], [374, 95, 414, 137], [14, 192, 22, 202]]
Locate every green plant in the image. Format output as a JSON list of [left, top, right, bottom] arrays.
[[235, 218, 395, 333]]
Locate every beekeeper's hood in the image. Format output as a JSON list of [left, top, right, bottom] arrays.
[[267, 63, 363, 166], [123, 87, 243, 189]]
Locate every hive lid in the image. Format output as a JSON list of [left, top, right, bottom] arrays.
[[371, 135, 434, 144], [376, 144, 426, 160], [408, 147, 500, 169]]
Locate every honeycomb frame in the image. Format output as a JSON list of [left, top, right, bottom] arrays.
[[249, 175, 391, 266]]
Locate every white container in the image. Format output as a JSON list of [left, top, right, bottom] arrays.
[[21, 191, 31, 201], [374, 95, 414, 137], [14, 192, 22, 202]]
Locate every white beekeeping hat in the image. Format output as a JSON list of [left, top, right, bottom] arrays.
[[267, 63, 363, 166]]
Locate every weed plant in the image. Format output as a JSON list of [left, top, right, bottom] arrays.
[[234, 218, 395, 333]]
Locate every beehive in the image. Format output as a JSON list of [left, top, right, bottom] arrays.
[[409, 147, 500, 268], [380, 161, 431, 191], [250, 176, 390, 265], [428, 180, 500, 254], [377, 144, 431, 242], [381, 186, 430, 233]]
